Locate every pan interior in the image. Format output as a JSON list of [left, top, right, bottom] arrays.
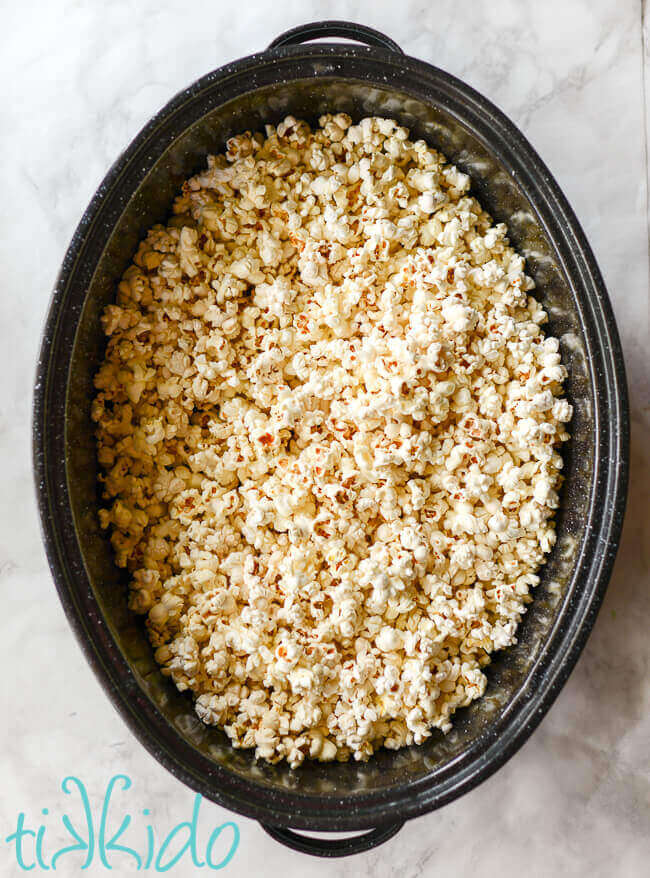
[[65, 77, 593, 797]]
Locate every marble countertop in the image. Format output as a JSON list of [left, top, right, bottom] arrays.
[[1, 0, 648, 874]]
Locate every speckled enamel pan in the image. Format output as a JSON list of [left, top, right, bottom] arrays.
[[33, 20, 629, 858]]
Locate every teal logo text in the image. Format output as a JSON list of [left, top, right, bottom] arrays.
[[5, 775, 239, 871]]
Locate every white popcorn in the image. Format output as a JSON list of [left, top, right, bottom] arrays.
[[552, 398, 573, 422], [93, 114, 570, 768], [376, 627, 404, 652]]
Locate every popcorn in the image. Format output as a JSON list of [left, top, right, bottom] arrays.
[[93, 115, 570, 768]]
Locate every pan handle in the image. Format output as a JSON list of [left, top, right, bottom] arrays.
[[260, 821, 404, 857], [267, 21, 404, 55]]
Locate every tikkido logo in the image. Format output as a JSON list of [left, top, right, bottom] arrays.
[[5, 776, 239, 872]]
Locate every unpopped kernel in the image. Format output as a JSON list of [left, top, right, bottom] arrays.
[[93, 115, 571, 767]]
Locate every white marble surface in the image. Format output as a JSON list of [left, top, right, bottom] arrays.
[[1, 0, 649, 874]]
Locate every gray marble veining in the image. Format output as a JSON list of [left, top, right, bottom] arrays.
[[1, 0, 648, 875]]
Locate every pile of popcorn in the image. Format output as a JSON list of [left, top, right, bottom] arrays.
[[93, 115, 571, 766]]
